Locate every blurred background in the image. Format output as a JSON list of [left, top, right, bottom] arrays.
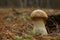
[[0, 0, 60, 9]]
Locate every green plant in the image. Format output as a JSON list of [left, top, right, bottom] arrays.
[[16, 34, 33, 40], [16, 36, 23, 40]]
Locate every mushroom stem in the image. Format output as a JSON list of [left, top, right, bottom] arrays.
[[33, 19, 48, 35]]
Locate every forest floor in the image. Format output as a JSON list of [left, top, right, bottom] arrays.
[[0, 8, 60, 40]]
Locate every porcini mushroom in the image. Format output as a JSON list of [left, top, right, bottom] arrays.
[[31, 9, 48, 35]]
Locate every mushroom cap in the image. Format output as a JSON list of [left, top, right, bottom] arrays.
[[31, 9, 48, 20]]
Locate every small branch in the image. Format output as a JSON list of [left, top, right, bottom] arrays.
[[7, 30, 16, 40]]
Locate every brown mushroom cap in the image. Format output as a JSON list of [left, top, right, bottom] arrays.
[[31, 9, 48, 20]]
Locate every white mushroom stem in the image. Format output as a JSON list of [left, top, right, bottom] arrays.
[[33, 19, 48, 35]]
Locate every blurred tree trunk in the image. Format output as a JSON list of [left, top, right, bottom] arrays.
[[35, 0, 40, 7], [20, 0, 23, 7], [23, 0, 28, 7], [55, 0, 60, 8], [47, 0, 51, 8], [27, 0, 30, 7], [27, 0, 33, 7], [5, 0, 10, 6], [9, 0, 20, 7], [40, 0, 46, 8], [0, 0, 2, 6], [14, 0, 20, 7], [0, 0, 5, 6]]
